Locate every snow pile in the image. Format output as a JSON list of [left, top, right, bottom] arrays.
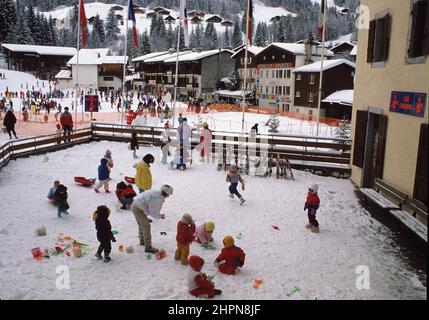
[[323, 90, 354, 106], [0, 141, 425, 299]]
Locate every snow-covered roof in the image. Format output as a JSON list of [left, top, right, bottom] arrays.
[[330, 41, 356, 51], [55, 70, 72, 79], [144, 51, 193, 63], [1, 44, 76, 56], [132, 51, 169, 62], [350, 46, 357, 56], [163, 49, 234, 63], [213, 90, 253, 98], [266, 43, 334, 57], [322, 90, 354, 106], [68, 49, 126, 65], [231, 46, 266, 58], [293, 59, 355, 73]]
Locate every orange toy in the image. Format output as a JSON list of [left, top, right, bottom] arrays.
[[253, 279, 263, 289]]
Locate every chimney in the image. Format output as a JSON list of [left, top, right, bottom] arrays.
[[304, 39, 312, 64]]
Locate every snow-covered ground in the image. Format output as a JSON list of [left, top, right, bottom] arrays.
[[0, 141, 426, 300]]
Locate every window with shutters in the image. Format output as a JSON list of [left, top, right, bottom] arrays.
[[407, 0, 429, 63], [295, 90, 301, 98], [309, 91, 315, 102], [367, 11, 390, 66], [296, 73, 301, 80]]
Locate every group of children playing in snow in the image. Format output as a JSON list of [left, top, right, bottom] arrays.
[[46, 131, 322, 297]]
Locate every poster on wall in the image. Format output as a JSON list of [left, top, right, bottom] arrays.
[[389, 91, 426, 118], [84, 95, 99, 112]]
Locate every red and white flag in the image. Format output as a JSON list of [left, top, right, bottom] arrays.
[[128, 0, 138, 47], [80, 0, 88, 48], [317, 0, 326, 39], [180, 0, 189, 47]]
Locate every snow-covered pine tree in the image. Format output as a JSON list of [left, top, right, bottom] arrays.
[[0, 0, 17, 43], [14, 3, 34, 45], [166, 24, 175, 49], [140, 30, 151, 54], [173, 24, 185, 49], [105, 7, 120, 50], [47, 16, 58, 46], [334, 119, 351, 141], [91, 14, 106, 48], [157, 15, 169, 51], [227, 70, 240, 91], [203, 22, 218, 50], [222, 28, 231, 49], [255, 22, 267, 47], [232, 15, 242, 48], [267, 115, 280, 133]]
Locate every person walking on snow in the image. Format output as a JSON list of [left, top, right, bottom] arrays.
[[93, 205, 116, 263], [130, 131, 139, 159], [226, 165, 246, 205], [131, 185, 174, 253], [134, 154, 154, 193], [95, 158, 111, 193], [3, 108, 18, 139], [60, 107, 73, 142], [175, 214, 196, 265], [53, 184, 70, 217], [176, 118, 192, 168], [199, 122, 212, 162], [304, 184, 320, 233]]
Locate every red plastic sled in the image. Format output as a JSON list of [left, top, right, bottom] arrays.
[[74, 176, 96, 186], [124, 176, 135, 184]]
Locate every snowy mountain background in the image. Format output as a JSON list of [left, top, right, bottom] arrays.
[[0, 0, 359, 59]]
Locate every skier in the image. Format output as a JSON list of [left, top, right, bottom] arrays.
[[214, 236, 246, 275], [304, 184, 320, 233], [188, 255, 222, 298], [226, 165, 246, 205], [175, 213, 196, 265], [131, 185, 174, 253], [93, 205, 116, 263]]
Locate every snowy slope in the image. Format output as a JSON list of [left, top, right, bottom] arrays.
[[0, 68, 49, 93], [41, 1, 296, 37], [311, 0, 346, 11], [0, 141, 426, 299]]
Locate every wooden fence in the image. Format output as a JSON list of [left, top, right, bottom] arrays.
[[0, 123, 351, 175]]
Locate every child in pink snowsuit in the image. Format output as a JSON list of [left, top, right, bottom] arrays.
[[193, 221, 215, 245]]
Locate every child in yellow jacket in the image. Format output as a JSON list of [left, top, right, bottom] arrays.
[[134, 154, 154, 193]]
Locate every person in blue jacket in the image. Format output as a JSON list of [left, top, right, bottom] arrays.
[[95, 158, 111, 193]]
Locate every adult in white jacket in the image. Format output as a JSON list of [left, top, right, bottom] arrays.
[[176, 118, 192, 165], [131, 185, 173, 253]]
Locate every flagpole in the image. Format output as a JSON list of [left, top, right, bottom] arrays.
[[316, 0, 327, 137], [172, 19, 181, 128], [122, 1, 130, 125], [75, 0, 81, 129], [241, 0, 250, 134]]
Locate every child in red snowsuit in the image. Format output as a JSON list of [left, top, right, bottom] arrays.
[[304, 184, 320, 233], [175, 214, 196, 265], [188, 255, 222, 298], [214, 236, 245, 275]]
